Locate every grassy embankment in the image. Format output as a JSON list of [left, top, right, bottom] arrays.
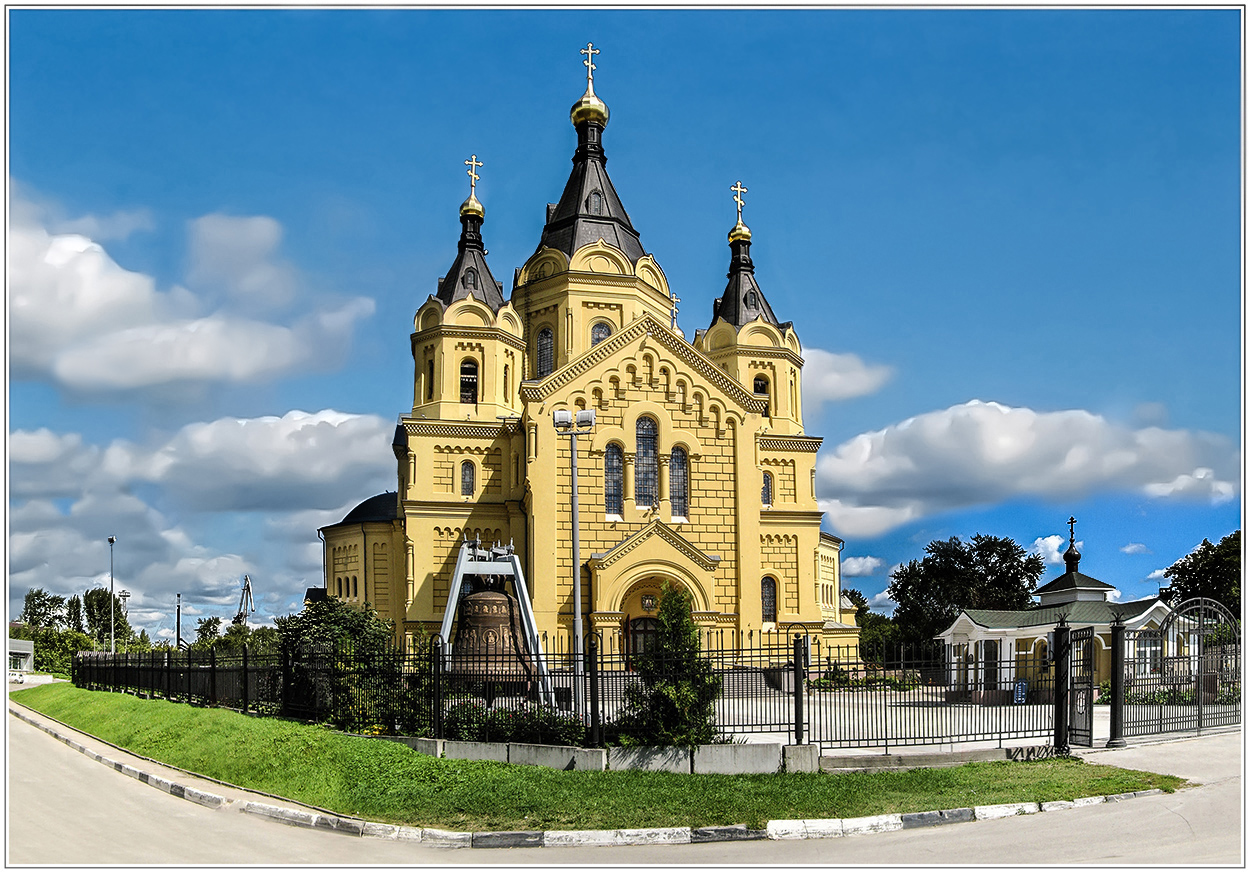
[[10, 683, 1183, 832]]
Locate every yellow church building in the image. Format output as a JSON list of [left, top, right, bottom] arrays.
[[320, 47, 858, 655]]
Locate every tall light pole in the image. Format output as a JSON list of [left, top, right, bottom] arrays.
[[553, 408, 595, 717], [108, 536, 116, 654]]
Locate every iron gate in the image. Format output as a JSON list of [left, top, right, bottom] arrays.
[[1124, 598, 1241, 737], [1068, 625, 1096, 747]]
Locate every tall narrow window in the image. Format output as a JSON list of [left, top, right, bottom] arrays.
[[537, 328, 554, 378], [605, 444, 624, 516], [670, 447, 688, 518], [503, 364, 509, 399], [464, 268, 478, 290], [461, 460, 475, 496], [761, 577, 777, 623], [460, 359, 478, 404], [590, 191, 603, 215], [762, 471, 773, 506], [426, 360, 435, 400], [591, 322, 612, 346], [352, 576, 358, 599], [754, 375, 770, 417], [635, 417, 658, 509]]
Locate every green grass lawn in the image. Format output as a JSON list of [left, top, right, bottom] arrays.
[[10, 683, 1184, 832]]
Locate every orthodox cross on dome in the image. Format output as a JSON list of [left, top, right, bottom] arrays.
[[464, 154, 483, 195], [1068, 516, 1077, 545], [731, 180, 748, 222], [580, 42, 600, 87], [670, 292, 681, 331]]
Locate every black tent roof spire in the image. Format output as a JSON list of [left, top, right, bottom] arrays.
[[535, 43, 646, 264], [708, 180, 788, 331], [436, 154, 505, 312]]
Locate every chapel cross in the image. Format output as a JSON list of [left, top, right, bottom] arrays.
[[731, 180, 748, 222], [581, 42, 600, 86], [1068, 516, 1077, 544], [464, 154, 483, 194]]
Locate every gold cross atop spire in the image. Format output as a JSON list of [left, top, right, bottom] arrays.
[[581, 42, 599, 89], [465, 154, 483, 194], [731, 181, 748, 222]]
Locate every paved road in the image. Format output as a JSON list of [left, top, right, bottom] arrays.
[[6, 700, 1242, 865]]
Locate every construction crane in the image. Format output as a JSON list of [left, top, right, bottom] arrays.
[[233, 575, 255, 626]]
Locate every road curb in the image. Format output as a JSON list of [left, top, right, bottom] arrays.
[[8, 703, 1181, 850]]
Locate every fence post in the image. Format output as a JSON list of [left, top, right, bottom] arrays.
[[241, 645, 249, 715], [431, 637, 443, 739], [1053, 618, 1070, 755], [793, 635, 805, 746], [1107, 617, 1126, 748], [210, 647, 217, 707], [186, 647, 193, 705], [165, 650, 171, 699], [280, 645, 291, 718], [587, 635, 601, 747]]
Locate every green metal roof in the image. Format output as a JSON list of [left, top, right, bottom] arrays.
[[960, 597, 1163, 631]]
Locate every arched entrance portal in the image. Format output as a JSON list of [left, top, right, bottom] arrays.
[[618, 575, 687, 666]]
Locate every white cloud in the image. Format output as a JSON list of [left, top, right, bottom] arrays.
[[1033, 535, 1083, 565], [801, 348, 893, 414], [1147, 569, 1168, 580], [8, 188, 373, 395], [187, 213, 298, 312], [816, 400, 1240, 538], [842, 556, 884, 576], [868, 590, 897, 615], [1120, 542, 1151, 555]]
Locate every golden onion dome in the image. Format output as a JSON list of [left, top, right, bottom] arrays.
[[570, 84, 609, 128], [459, 192, 485, 219], [728, 218, 752, 242]]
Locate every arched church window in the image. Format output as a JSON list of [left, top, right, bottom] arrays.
[[464, 268, 478, 290], [591, 322, 612, 346], [762, 471, 773, 506], [460, 359, 478, 404], [426, 360, 435, 401], [537, 328, 554, 378], [503, 364, 510, 399], [352, 576, 359, 599], [761, 576, 777, 623], [635, 417, 658, 509], [589, 191, 603, 215], [745, 290, 758, 309], [461, 460, 476, 496], [670, 446, 688, 518], [604, 444, 624, 516], [754, 375, 770, 417]]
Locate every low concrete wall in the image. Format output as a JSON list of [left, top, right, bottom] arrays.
[[608, 746, 692, 773], [509, 742, 606, 771], [693, 743, 782, 775], [383, 736, 443, 757], [442, 739, 508, 763]]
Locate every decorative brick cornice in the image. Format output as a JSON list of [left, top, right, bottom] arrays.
[[590, 519, 721, 572], [411, 325, 527, 352], [519, 313, 766, 414], [402, 420, 520, 439], [758, 435, 824, 453]]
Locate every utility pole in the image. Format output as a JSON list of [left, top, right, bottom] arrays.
[[552, 408, 596, 717], [108, 536, 116, 654]]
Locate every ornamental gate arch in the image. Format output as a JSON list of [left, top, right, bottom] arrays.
[[1124, 597, 1241, 737]]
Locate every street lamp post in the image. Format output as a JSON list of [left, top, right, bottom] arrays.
[[108, 536, 116, 654], [553, 408, 596, 717]]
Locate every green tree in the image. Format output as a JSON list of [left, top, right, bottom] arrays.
[[1162, 530, 1241, 613], [888, 534, 1045, 643], [609, 584, 722, 747], [192, 616, 222, 650], [82, 587, 132, 647], [858, 612, 899, 664], [65, 595, 85, 634], [9, 624, 96, 674], [274, 597, 393, 656], [842, 587, 871, 625], [20, 588, 66, 628]]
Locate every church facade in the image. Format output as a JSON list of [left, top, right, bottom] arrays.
[[320, 49, 858, 653]]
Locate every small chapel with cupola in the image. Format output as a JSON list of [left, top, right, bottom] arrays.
[[319, 45, 858, 652]]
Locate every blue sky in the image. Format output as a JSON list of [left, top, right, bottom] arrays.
[[8, 9, 1242, 639]]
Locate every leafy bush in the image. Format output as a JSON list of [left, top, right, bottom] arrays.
[[442, 701, 585, 745], [605, 584, 723, 747]]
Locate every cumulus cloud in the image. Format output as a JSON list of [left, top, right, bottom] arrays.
[[1120, 542, 1151, 555], [801, 348, 893, 414], [842, 556, 884, 576], [8, 411, 397, 631], [8, 188, 373, 395], [817, 400, 1240, 538], [1147, 569, 1168, 580], [1032, 535, 1083, 565]]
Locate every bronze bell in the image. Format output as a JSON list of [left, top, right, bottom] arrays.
[[449, 579, 534, 684]]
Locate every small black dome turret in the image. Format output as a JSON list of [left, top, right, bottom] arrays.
[[435, 155, 506, 313]]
